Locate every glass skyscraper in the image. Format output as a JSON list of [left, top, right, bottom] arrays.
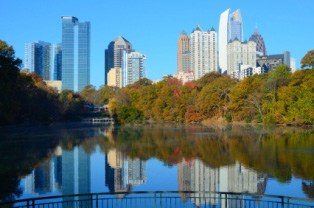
[[219, 9, 243, 74], [25, 41, 51, 80], [61, 16, 90, 92], [229, 10, 243, 42]]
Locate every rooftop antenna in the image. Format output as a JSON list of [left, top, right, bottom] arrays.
[[255, 23, 259, 33]]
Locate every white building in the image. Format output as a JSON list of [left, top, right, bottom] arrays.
[[227, 39, 256, 78], [126, 52, 146, 86], [233, 65, 264, 80], [190, 25, 218, 80]]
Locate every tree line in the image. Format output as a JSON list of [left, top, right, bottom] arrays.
[[90, 57, 313, 125], [1, 39, 313, 126]]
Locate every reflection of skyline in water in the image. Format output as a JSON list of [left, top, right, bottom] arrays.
[[23, 145, 147, 198], [105, 149, 146, 195], [8, 124, 313, 202], [178, 159, 267, 207]]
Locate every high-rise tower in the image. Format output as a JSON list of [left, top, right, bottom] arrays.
[[61, 16, 90, 91], [229, 9, 244, 42], [105, 36, 132, 85], [249, 29, 267, 56], [177, 32, 190, 74], [24, 41, 51, 80], [219, 9, 244, 74], [190, 25, 218, 80], [126, 52, 146, 86]]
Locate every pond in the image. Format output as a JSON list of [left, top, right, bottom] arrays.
[[0, 123, 313, 206]]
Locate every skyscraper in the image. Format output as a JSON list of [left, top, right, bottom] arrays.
[[51, 44, 62, 80], [249, 29, 267, 56], [190, 25, 218, 80], [61, 16, 90, 92], [177, 32, 190, 74], [126, 52, 146, 86], [219, 9, 244, 74], [105, 36, 132, 85], [24, 41, 51, 80], [229, 10, 244, 42]]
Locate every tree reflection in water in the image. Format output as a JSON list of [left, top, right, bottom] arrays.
[[0, 124, 313, 201]]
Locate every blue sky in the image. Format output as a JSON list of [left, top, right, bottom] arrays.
[[1, 0, 313, 88]]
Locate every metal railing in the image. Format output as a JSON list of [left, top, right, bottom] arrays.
[[1, 191, 314, 208]]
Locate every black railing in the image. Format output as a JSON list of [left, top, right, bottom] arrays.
[[1, 191, 314, 208]]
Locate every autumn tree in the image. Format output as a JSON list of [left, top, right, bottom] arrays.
[[230, 75, 266, 123], [197, 76, 236, 119], [81, 84, 100, 104], [301, 50, 314, 69]]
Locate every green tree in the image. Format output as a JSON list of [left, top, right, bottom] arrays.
[[277, 69, 314, 125], [0, 40, 22, 124], [263, 64, 291, 123]]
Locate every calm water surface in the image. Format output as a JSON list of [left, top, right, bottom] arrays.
[[0, 123, 313, 202]]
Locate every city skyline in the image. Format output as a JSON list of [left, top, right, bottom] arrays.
[[1, 0, 313, 88]]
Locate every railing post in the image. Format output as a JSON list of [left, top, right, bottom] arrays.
[[32, 199, 35, 208], [154, 192, 157, 208], [281, 196, 284, 208], [27, 199, 30, 208], [96, 194, 99, 208], [224, 193, 227, 208], [159, 193, 162, 208]]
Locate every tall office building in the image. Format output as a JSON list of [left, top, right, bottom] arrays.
[[190, 25, 218, 80], [61, 16, 90, 91], [105, 36, 132, 85], [219, 9, 244, 74], [227, 39, 256, 78], [126, 52, 146, 86], [24, 41, 52, 80], [229, 10, 244, 42], [177, 32, 191, 74], [249, 29, 267, 56], [51, 44, 62, 80]]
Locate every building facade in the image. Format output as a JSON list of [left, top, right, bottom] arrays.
[[256, 51, 291, 71], [107, 67, 123, 88], [227, 39, 256, 78], [51, 44, 62, 80], [24, 41, 52, 80], [61, 16, 90, 91], [177, 32, 191, 74], [126, 52, 146, 86], [219, 9, 244, 74], [190, 25, 218, 80]]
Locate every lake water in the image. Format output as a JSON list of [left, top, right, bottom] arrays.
[[0, 123, 313, 203]]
